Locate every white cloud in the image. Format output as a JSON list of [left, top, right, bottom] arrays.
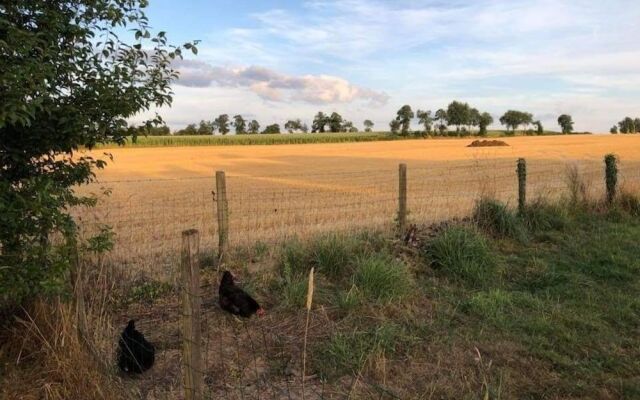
[[174, 60, 389, 106]]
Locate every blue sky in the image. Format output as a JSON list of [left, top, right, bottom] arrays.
[[137, 0, 640, 132]]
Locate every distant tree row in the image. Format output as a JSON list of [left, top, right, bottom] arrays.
[[610, 117, 640, 134], [174, 114, 262, 135], [135, 105, 583, 137], [387, 102, 580, 137], [311, 112, 358, 133], [389, 102, 495, 137]]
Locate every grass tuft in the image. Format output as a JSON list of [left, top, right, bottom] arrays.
[[473, 197, 527, 241], [617, 190, 640, 217], [423, 225, 497, 285], [310, 233, 357, 279], [314, 323, 403, 379], [521, 198, 569, 232], [352, 254, 413, 302]]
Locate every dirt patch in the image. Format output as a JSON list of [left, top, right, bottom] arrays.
[[467, 139, 509, 147]]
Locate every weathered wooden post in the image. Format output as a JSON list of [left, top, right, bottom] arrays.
[[398, 163, 407, 232], [181, 229, 203, 400], [517, 158, 527, 215], [605, 154, 618, 204], [215, 170, 229, 264]]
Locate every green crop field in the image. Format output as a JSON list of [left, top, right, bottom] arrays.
[[94, 130, 574, 148]]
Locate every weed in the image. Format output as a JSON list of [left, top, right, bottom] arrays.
[[127, 280, 173, 304]]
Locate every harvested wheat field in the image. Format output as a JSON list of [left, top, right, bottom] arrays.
[[77, 134, 640, 281]]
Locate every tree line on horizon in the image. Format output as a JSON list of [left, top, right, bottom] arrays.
[[610, 117, 640, 134], [126, 101, 636, 137]]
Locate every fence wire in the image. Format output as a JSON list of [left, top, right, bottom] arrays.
[[74, 157, 640, 284], [74, 157, 640, 399]]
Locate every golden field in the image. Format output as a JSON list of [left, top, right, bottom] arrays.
[[78, 134, 640, 280]]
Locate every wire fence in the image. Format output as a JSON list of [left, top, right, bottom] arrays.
[[73, 156, 640, 399], [74, 156, 640, 284]]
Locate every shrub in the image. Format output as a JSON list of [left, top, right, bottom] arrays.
[[423, 226, 496, 285], [473, 197, 527, 241], [352, 254, 413, 302]]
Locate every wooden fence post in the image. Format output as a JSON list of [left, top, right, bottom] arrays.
[[604, 154, 618, 204], [517, 158, 527, 215], [398, 163, 407, 232], [181, 229, 203, 400], [215, 171, 229, 264]]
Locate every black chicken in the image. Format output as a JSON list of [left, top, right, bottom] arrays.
[[219, 271, 265, 318], [117, 320, 155, 373]]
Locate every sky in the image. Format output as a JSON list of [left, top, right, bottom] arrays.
[[134, 0, 640, 132]]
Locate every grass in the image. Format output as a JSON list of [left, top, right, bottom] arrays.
[[473, 197, 528, 241], [9, 190, 640, 399], [422, 225, 497, 286], [352, 254, 413, 303], [520, 197, 569, 232]]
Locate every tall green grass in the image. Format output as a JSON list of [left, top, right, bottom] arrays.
[[473, 197, 528, 241], [422, 225, 497, 285], [352, 254, 413, 302]]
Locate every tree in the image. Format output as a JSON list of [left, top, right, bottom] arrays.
[[248, 120, 260, 134], [213, 114, 230, 135], [284, 119, 305, 133], [233, 115, 246, 134], [0, 0, 197, 304], [618, 117, 635, 134], [341, 120, 354, 132], [312, 112, 328, 133], [435, 109, 448, 135], [478, 112, 494, 137], [635, 118, 640, 133], [300, 123, 309, 133], [499, 110, 533, 134], [328, 112, 344, 133], [197, 120, 214, 135], [363, 120, 374, 132], [610, 125, 618, 134], [394, 105, 414, 135], [557, 114, 574, 134], [446, 101, 472, 132], [534, 120, 544, 135], [176, 123, 198, 135], [416, 110, 433, 135], [389, 119, 401, 134], [262, 123, 281, 134], [469, 108, 481, 132]]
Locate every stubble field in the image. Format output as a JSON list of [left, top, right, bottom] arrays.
[[79, 134, 640, 281]]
